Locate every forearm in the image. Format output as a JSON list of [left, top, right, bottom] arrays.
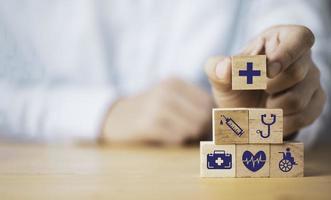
[[0, 83, 116, 142]]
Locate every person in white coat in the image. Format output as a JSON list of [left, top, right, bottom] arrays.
[[0, 0, 329, 146]]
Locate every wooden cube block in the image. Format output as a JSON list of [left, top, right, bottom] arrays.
[[270, 143, 304, 177], [249, 108, 283, 144], [213, 108, 249, 144], [236, 144, 270, 177], [200, 141, 236, 177], [232, 55, 267, 90]]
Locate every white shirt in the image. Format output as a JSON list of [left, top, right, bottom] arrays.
[[0, 0, 330, 145]]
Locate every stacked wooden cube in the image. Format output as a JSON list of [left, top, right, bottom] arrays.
[[200, 55, 304, 178]]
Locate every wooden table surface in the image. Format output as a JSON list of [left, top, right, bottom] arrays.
[[0, 143, 330, 200]]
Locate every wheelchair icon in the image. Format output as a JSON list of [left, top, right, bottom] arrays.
[[278, 148, 297, 172]]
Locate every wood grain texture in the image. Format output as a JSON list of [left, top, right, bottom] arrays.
[[232, 55, 267, 90], [270, 142, 304, 177], [200, 141, 236, 177], [249, 108, 283, 144], [213, 108, 249, 144], [236, 144, 270, 177], [0, 143, 330, 200]]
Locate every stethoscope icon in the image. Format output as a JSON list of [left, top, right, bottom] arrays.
[[256, 114, 276, 138]]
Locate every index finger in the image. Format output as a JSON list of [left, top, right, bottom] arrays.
[[265, 25, 315, 77]]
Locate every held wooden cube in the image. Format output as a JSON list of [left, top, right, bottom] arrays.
[[236, 144, 270, 177], [249, 108, 283, 144], [232, 55, 267, 90], [213, 108, 249, 144], [200, 142, 236, 177], [270, 143, 304, 177]]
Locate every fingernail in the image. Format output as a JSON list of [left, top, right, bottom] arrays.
[[268, 62, 282, 78], [216, 58, 230, 80]]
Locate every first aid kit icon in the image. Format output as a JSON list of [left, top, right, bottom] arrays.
[[207, 150, 232, 169]]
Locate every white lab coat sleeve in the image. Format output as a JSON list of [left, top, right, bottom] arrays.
[[0, 1, 117, 142], [0, 82, 116, 142], [232, 0, 331, 146]]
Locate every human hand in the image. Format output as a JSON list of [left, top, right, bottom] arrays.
[[102, 78, 213, 145], [205, 25, 326, 137]]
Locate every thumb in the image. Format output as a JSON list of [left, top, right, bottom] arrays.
[[204, 56, 232, 92], [205, 55, 259, 108]]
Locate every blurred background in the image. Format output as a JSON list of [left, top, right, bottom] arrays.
[[0, 0, 330, 148]]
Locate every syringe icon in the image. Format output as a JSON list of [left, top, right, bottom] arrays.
[[220, 115, 244, 137]]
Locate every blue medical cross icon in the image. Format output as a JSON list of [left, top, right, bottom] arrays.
[[239, 62, 261, 84]]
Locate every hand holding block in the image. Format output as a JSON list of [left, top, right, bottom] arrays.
[[249, 108, 283, 144], [213, 108, 249, 144], [200, 142, 236, 177], [270, 143, 304, 177], [232, 55, 267, 90]]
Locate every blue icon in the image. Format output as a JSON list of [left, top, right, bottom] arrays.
[[278, 148, 297, 172], [239, 62, 261, 84], [256, 114, 277, 138], [242, 151, 266, 172], [207, 150, 232, 169], [220, 115, 244, 137]]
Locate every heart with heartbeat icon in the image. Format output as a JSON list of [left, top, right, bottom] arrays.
[[242, 151, 266, 172]]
